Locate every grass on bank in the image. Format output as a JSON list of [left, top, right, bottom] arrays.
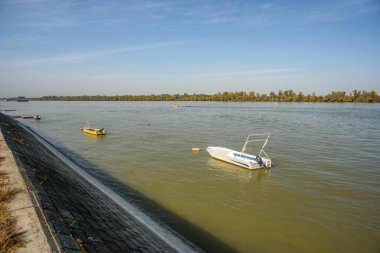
[[0, 156, 27, 253]]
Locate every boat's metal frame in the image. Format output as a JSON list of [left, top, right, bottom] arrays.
[[242, 132, 271, 162]]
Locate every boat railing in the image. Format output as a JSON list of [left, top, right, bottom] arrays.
[[241, 133, 270, 159]]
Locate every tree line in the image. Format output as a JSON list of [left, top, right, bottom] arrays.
[[34, 90, 379, 102]]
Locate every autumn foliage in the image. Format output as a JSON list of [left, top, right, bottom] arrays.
[[36, 90, 379, 102]]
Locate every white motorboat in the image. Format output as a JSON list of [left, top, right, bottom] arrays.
[[207, 133, 271, 170]]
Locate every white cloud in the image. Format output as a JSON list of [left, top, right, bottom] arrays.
[[196, 68, 298, 78], [1, 40, 199, 66], [304, 0, 380, 23], [260, 3, 273, 10]]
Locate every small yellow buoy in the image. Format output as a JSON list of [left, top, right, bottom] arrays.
[[192, 147, 201, 152]]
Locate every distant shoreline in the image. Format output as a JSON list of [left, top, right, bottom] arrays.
[[3, 89, 379, 103]]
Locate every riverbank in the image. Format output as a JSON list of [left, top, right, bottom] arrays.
[[0, 113, 201, 253], [0, 129, 50, 253], [24, 89, 380, 103]]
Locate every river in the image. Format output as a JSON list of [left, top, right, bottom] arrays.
[[1, 101, 379, 253]]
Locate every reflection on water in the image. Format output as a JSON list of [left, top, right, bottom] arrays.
[[2, 101, 380, 253], [207, 158, 270, 182], [82, 132, 107, 142]]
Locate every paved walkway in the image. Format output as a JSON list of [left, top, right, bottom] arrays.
[[0, 114, 200, 253]]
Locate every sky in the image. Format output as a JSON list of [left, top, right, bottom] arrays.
[[0, 0, 379, 97]]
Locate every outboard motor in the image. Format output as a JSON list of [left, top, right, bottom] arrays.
[[256, 156, 263, 166]]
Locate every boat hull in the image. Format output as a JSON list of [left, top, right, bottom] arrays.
[[81, 128, 106, 136], [207, 147, 271, 170]]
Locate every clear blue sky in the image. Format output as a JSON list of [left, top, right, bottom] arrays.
[[0, 0, 379, 97]]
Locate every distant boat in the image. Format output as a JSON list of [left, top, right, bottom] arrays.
[[207, 133, 272, 170], [13, 115, 41, 120], [172, 103, 180, 108], [17, 96, 29, 102], [81, 127, 106, 136], [23, 115, 41, 120]]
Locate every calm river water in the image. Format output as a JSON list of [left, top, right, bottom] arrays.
[[1, 101, 379, 253]]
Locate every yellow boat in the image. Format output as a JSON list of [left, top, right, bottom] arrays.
[[81, 127, 106, 136]]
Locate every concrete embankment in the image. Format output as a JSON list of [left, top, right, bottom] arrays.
[[0, 113, 203, 253]]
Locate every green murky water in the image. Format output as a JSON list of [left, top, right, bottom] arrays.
[[2, 101, 379, 253]]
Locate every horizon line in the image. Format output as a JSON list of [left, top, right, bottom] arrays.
[[3, 89, 379, 99]]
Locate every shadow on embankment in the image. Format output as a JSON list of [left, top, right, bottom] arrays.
[[0, 113, 238, 253]]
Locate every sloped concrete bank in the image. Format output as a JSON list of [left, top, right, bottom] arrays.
[[0, 113, 202, 253]]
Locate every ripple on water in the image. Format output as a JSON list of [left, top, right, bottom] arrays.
[[4, 101, 380, 253]]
